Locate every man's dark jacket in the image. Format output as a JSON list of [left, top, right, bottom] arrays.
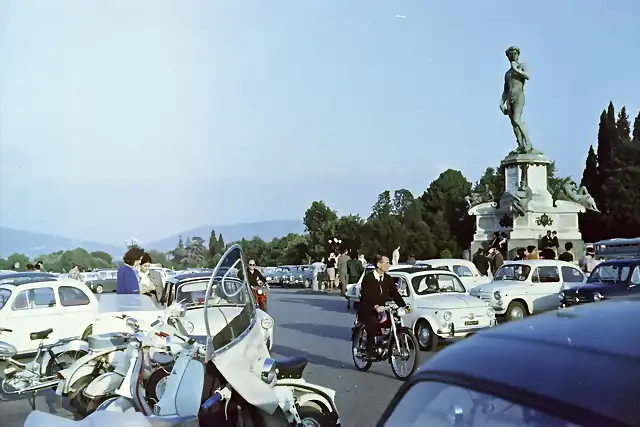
[[358, 271, 406, 319], [247, 268, 267, 287]]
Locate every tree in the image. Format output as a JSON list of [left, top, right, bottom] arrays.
[[391, 189, 415, 219], [370, 191, 393, 220], [90, 251, 113, 264], [207, 230, 217, 259], [303, 201, 338, 258], [147, 250, 169, 267], [216, 234, 225, 255], [633, 111, 640, 143]]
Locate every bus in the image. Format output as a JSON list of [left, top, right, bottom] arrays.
[[593, 238, 640, 259]]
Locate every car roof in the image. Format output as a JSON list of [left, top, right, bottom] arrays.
[[596, 258, 640, 265], [0, 271, 56, 278], [413, 296, 640, 426], [170, 272, 213, 282], [417, 258, 472, 265], [388, 266, 452, 275], [502, 259, 578, 267]]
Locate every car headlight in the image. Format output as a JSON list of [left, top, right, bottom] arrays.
[[558, 291, 565, 301], [486, 307, 495, 318], [493, 291, 502, 300], [266, 277, 272, 281], [261, 358, 277, 384], [396, 307, 407, 317], [261, 317, 274, 329], [593, 292, 603, 301], [257, 289, 264, 295], [442, 311, 452, 322]]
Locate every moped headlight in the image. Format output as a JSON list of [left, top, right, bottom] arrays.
[[257, 289, 264, 295], [486, 307, 495, 318], [493, 291, 502, 300], [261, 317, 274, 329], [442, 311, 452, 322], [396, 307, 407, 317], [558, 291, 565, 301], [261, 358, 277, 384]]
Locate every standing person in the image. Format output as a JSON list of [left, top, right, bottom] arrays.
[[25, 263, 35, 271], [337, 248, 349, 297], [117, 247, 145, 294], [69, 265, 82, 281], [138, 252, 154, 297], [491, 232, 501, 249], [540, 230, 553, 250], [498, 233, 508, 255], [580, 246, 600, 274], [346, 250, 365, 309], [325, 253, 337, 290], [513, 247, 528, 261], [526, 245, 538, 260], [34, 261, 44, 272], [148, 267, 165, 304], [407, 254, 416, 265], [551, 231, 560, 253], [558, 242, 575, 263], [358, 254, 367, 268], [358, 254, 407, 360], [311, 258, 324, 291], [488, 247, 504, 275], [472, 248, 489, 276], [539, 248, 556, 260], [392, 246, 400, 266]]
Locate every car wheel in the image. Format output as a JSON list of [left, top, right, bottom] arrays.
[[94, 285, 103, 294], [304, 279, 310, 288], [505, 301, 527, 321], [415, 320, 438, 351]]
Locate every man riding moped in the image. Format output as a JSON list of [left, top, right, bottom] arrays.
[[246, 259, 268, 311]]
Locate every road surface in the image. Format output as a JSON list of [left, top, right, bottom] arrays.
[[1, 289, 432, 427]]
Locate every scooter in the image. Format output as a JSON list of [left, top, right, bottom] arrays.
[[0, 327, 88, 409]]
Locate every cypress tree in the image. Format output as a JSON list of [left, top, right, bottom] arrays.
[[579, 146, 601, 242], [633, 111, 640, 143]]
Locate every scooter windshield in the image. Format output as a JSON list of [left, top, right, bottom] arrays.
[[204, 244, 256, 357]]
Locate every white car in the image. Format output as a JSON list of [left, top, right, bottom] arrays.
[[93, 275, 275, 351], [388, 269, 496, 351], [415, 258, 492, 290], [469, 259, 587, 322], [0, 277, 98, 354], [345, 264, 433, 305]]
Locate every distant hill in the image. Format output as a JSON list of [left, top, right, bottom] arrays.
[[146, 220, 305, 252], [0, 227, 123, 259], [0, 219, 306, 259]]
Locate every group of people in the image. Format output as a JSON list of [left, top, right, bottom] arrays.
[[312, 249, 368, 295], [473, 230, 603, 276], [115, 247, 164, 299], [25, 260, 45, 272]]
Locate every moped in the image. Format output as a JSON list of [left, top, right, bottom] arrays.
[[0, 326, 88, 409]]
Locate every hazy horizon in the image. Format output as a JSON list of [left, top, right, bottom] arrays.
[[1, 0, 638, 245]]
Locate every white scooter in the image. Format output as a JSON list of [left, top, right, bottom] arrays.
[[25, 245, 341, 426]]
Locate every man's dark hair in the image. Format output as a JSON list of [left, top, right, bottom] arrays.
[[564, 242, 573, 251], [493, 232, 500, 237], [35, 260, 43, 267], [540, 248, 556, 260], [349, 250, 358, 259], [26, 263, 35, 271], [372, 254, 385, 266], [552, 230, 557, 235], [141, 252, 153, 264], [586, 246, 595, 255], [476, 247, 484, 254], [123, 247, 145, 266], [526, 245, 536, 253], [500, 232, 508, 238], [516, 247, 527, 258]]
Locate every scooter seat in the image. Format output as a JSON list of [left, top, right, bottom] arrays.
[[276, 356, 308, 380], [30, 328, 53, 341]]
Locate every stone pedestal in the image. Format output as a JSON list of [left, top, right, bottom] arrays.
[[468, 152, 585, 258]]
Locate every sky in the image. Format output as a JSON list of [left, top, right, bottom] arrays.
[[1, 0, 639, 244]]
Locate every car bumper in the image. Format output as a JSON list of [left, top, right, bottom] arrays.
[[436, 319, 497, 338], [560, 299, 591, 308]]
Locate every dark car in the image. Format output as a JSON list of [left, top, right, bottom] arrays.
[[84, 269, 118, 294], [560, 258, 640, 307], [375, 297, 640, 427]]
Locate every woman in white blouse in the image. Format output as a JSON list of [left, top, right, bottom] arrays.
[[138, 252, 154, 296]]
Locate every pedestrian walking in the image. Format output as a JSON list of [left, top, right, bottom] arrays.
[[326, 253, 337, 290], [337, 248, 349, 296]]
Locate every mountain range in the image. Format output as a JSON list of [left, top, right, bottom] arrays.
[[0, 220, 304, 258]]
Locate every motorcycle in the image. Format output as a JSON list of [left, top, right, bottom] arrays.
[[0, 326, 88, 409], [57, 305, 185, 416], [351, 303, 420, 380], [253, 281, 268, 312]]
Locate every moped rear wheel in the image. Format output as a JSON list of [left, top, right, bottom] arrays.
[[351, 326, 372, 372], [389, 327, 419, 380], [45, 349, 88, 377]]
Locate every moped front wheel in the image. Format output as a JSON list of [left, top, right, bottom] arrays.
[[298, 406, 331, 427], [389, 327, 419, 380], [351, 326, 372, 372]]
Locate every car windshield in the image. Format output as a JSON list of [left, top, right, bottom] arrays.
[[412, 273, 466, 295], [0, 289, 11, 310], [493, 264, 531, 281], [381, 380, 580, 427], [587, 263, 631, 284]]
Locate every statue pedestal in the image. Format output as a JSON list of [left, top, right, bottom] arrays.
[[468, 152, 586, 258]]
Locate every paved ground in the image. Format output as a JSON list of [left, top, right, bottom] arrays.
[[1, 289, 433, 427]]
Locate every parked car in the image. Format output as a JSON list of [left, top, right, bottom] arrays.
[[282, 265, 314, 288], [266, 266, 294, 287], [469, 259, 586, 321], [0, 278, 98, 354], [0, 271, 57, 286], [375, 296, 640, 427], [84, 269, 118, 294], [155, 271, 274, 350], [386, 267, 496, 351], [345, 264, 435, 305], [415, 258, 492, 290], [560, 258, 640, 307]]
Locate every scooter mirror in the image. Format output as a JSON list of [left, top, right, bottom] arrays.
[[126, 317, 140, 332]]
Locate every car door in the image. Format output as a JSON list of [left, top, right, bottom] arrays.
[[530, 266, 563, 313], [560, 266, 586, 291], [4, 284, 63, 353], [452, 264, 476, 291], [57, 284, 95, 338]]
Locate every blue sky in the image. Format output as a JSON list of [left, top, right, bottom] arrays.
[[1, 0, 638, 244]]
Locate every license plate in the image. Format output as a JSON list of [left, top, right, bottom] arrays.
[[55, 380, 64, 396], [464, 320, 479, 326]]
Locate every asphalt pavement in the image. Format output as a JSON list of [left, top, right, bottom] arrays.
[[1, 289, 432, 427]]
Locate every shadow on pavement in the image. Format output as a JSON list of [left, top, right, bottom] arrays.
[[279, 322, 352, 341], [277, 297, 349, 314], [271, 344, 349, 370]]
